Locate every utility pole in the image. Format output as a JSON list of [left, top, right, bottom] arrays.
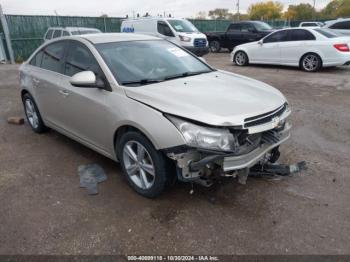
[[312, 0, 316, 20], [0, 4, 14, 63], [236, 0, 240, 21]]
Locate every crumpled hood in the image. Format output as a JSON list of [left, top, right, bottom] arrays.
[[124, 71, 287, 126]]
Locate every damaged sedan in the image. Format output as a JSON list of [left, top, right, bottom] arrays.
[[20, 33, 297, 198]]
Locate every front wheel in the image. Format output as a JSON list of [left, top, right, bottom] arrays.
[[117, 131, 174, 198], [300, 53, 322, 72], [234, 51, 249, 66]]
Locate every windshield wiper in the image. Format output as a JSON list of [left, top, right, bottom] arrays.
[[121, 79, 163, 86], [164, 71, 211, 81]]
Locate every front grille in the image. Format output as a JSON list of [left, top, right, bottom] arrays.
[[194, 38, 207, 48], [244, 103, 287, 128]]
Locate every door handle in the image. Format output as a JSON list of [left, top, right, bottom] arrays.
[[59, 89, 70, 97]]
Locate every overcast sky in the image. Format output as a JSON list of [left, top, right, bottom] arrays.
[[1, 0, 332, 18]]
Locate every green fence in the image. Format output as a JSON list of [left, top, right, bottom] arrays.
[[0, 15, 330, 61], [3, 15, 123, 60]]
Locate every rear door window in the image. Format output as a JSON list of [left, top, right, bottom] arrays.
[[330, 21, 350, 30], [227, 24, 240, 33], [52, 30, 62, 39], [62, 31, 70, 36], [289, 29, 316, 41], [45, 29, 54, 40], [41, 41, 66, 73]]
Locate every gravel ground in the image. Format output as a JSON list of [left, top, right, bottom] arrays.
[[0, 53, 349, 255]]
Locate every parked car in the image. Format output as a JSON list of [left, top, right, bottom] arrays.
[[324, 18, 350, 36], [44, 27, 102, 41], [20, 33, 291, 198], [121, 17, 209, 56], [299, 21, 325, 27], [231, 28, 350, 72], [205, 21, 274, 53]]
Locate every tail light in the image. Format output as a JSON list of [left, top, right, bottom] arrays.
[[334, 44, 350, 52]]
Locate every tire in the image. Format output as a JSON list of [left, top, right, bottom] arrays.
[[22, 93, 48, 133], [300, 53, 322, 72], [117, 131, 174, 198], [234, 51, 249, 66], [209, 40, 221, 53]]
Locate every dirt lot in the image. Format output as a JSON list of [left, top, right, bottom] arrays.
[[0, 53, 350, 255]]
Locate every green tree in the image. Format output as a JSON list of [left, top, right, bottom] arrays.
[[320, 0, 350, 19], [208, 8, 233, 19], [284, 3, 315, 20], [247, 1, 283, 20]]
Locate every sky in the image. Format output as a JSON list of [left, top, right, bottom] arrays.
[[0, 0, 332, 18]]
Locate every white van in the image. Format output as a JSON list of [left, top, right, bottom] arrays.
[[121, 18, 209, 56]]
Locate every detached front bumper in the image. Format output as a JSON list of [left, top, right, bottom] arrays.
[[184, 46, 210, 57]]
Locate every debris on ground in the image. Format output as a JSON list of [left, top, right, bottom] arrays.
[[7, 116, 24, 125], [78, 164, 107, 195]]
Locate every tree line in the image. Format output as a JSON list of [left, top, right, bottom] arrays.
[[195, 0, 350, 21]]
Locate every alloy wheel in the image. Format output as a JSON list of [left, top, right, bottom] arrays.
[[24, 99, 39, 129], [122, 141, 155, 190], [235, 52, 246, 66], [302, 55, 319, 72]]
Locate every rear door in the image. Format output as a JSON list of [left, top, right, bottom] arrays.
[[251, 30, 288, 64], [280, 29, 316, 65], [52, 30, 63, 39], [59, 40, 111, 149], [32, 41, 68, 126], [225, 24, 241, 48]]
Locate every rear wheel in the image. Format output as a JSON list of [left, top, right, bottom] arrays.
[[234, 51, 249, 66], [209, 40, 221, 53], [300, 53, 322, 72], [22, 93, 48, 133], [117, 131, 174, 198]]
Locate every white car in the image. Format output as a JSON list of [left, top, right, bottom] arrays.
[[44, 27, 102, 42], [299, 22, 324, 27], [231, 28, 350, 72], [324, 18, 350, 36]]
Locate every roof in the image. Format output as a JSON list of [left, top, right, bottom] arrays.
[[81, 33, 160, 44], [47, 27, 101, 31]]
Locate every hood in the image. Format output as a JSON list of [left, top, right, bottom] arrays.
[[124, 71, 287, 126]]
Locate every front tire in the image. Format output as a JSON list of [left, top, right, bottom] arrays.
[[234, 51, 249, 66], [117, 131, 174, 198], [300, 53, 322, 72], [22, 93, 48, 133], [209, 40, 221, 53]]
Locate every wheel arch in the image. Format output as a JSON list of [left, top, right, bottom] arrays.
[[299, 52, 323, 68]]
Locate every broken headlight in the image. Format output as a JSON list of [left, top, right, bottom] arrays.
[[166, 115, 235, 152]]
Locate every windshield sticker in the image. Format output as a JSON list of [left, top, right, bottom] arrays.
[[167, 47, 189, 58], [174, 25, 184, 30]]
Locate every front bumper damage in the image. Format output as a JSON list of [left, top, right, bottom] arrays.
[[166, 122, 305, 186]]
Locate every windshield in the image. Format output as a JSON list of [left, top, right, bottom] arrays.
[[314, 28, 341, 38], [96, 40, 212, 86], [167, 19, 199, 33], [253, 21, 272, 31]]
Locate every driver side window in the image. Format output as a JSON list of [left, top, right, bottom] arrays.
[[157, 21, 174, 37], [264, 30, 288, 43]]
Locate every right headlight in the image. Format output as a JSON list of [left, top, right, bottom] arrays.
[[166, 115, 235, 152]]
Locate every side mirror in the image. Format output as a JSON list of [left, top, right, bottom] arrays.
[[70, 71, 101, 88]]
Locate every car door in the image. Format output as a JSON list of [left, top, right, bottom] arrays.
[[250, 30, 288, 64], [32, 40, 68, 127], [240, 23, 259, 44], [280, 29, 316, 66], [59, 40, 111, 150], [226, 24, 241, 48], [157, 21, 175, 42]]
